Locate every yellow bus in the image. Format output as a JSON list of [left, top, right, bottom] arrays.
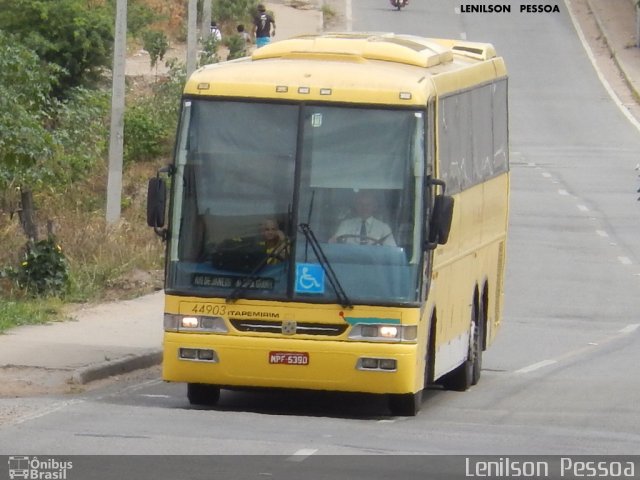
[[147, 32, 509, 416]]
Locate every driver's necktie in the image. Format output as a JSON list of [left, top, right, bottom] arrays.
[[359, 219, 367, 244]]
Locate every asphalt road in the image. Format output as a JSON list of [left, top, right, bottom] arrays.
[[1, 0, 639, 469]]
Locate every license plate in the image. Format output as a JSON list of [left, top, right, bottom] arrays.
[[269, 351, 309, 365]]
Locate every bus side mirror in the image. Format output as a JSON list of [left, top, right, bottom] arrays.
[[147, 177, 166, 230], [425, 194, 454, 250]]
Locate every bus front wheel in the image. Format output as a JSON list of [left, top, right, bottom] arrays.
[[187, 383, 221, 406]]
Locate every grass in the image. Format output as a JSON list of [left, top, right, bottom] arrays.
[[0, 297, 66, 334]]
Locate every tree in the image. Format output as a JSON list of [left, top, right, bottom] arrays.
[[0, 0, 114, 99], [0, 31, 57, 191], [142, 30, 170, 71]]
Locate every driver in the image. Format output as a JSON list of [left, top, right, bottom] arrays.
[[329, 190, 396, 246], [260, 218, 290, 264]]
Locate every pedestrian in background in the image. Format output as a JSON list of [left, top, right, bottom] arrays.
[[210, 21, 222, 41], [253, 4, 275, 48], [237, 24, 251, 54]]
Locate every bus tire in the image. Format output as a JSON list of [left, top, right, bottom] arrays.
[[425, 312, 437, 386], [441, 305, 479, 392], [471, 297, 485, 385], [388, 390, 422, 416], [187, 383, 221, 406]]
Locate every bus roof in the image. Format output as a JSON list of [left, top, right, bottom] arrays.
[[184, 32, 506, 105]]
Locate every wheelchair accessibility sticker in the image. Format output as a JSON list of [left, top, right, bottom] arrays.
[[295, 263, 325, 294]]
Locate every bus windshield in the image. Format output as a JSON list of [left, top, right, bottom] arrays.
[[167, 99, 426, 305]]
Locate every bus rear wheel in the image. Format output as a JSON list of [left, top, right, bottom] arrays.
[[187, 383, 221, 406], [471, 298, 485, 385], [388, 390, 422, 416]]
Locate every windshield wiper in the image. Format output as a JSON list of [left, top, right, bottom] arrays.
[[298, 223, 352, 309]]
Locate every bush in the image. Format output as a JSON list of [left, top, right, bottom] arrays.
[[199, 35, 222, 65], [51, 88, 110, 184], [129, 0, 165, 38], [124, 104, 167, 163], [4, 237, 69, 297], [214, 0, 260, 24], [124, 60, 185, 163], [226, 34, 247, 60], [142, 29, 170, 69]]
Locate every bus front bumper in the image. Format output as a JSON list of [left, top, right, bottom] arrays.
[[162, 332, 420, 394]]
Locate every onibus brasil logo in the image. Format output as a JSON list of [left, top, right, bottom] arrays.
[[8, 456, 72, 480]]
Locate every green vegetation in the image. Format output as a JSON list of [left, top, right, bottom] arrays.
[[0, 31, 57, 190], [0, 298, 65, 334], [321, 3, 338, 28], [3, 237, 69, 297], [142, 30, 170, 70], [225, 34, 248, 60], [0, 0, 114, 99], [213, 0, 260, 26]]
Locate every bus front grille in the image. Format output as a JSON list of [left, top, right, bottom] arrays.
[[229, 319, 347, 336]]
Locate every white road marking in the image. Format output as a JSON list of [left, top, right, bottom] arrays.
[[515, 359, 557, 374], [619, 324, 640, 334], [515, 324, 640, 374], [288, 449, 318, 462], [577, 204, 589, 212], [595, 230, 609, 238], [618, 256, 633, 265], [11, 399, 84, 426], [542, 172, 552, 178], [558, 189, 569, 196]]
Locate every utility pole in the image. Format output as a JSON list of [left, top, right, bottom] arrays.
[[187, 0, 198, 77], [106, 0, 127, 225], [636, 0, 640, 48], [202, 0, 212, 42]]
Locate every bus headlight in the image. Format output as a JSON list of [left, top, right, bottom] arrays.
[[348, 324, 417, 342], [164, 314, 228, 333]]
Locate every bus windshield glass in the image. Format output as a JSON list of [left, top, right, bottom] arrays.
[[166, 99, 425, 305]]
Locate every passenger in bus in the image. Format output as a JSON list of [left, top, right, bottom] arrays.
[[260, 218, 290, 263], [329, 191, 396, 246]]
